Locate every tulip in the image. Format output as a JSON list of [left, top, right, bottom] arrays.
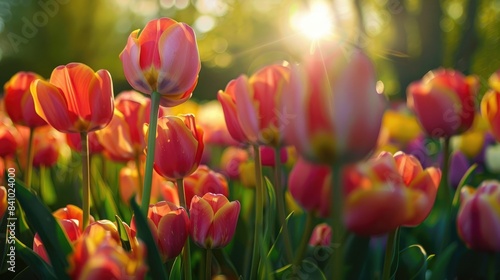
[[218, 63, 290, 146], [16, 125, 67, 168], [182, 165, 229, 207], [0, 120, 19, 158], [219, 147, 249, 180], [197, 100, 239, 146], [407, 69, 479, 138], [119, 17, 200, 107], [152, 115, 204, 181], [260, 146, 288, 167], [283, 47, 386, 164], [30, 63, 114, 133], [190, 193, 240, 249], [482, 70, 500, 142], [309, 223, 332, 247], [0, 186, 6, 220], [288, 157, 331, 217], [131, 201, 190, 261], [457, 180, 500, 252], [69, 220, 147, 279], [3, 71, 47, 128], [344, 151, 441, 236], [96, 90, 151, 161]]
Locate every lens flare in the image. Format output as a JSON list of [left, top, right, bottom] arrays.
[[291, 2, 333, 41]]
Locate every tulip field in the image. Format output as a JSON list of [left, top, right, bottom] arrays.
[[1, 3, 500, 280]]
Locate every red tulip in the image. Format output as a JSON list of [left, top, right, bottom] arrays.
[[407, 69, 479, 138], [30, 63, 114, 133], [96, 90, 150, 161], [344, 151, 441, 236], [66, 132, 104, 155], [182, 165, 229, 207], [309, 223, 332, 247], [190, 193, 240, 249], [457, 180, 500, 252], [3, 71, 47, 128], [288, 157, 331, 217], [218, 64, 290, 146], [131, 201, 190, 261], [120, 17, 200, 107], [152, 115, 204, 180], [283, 46, 386, 164], [0, 119, 19, 158]]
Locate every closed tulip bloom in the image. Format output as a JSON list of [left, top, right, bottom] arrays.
[[69, 220, 147, 280], [152, 115, 204, 180], [481, 70, 500, 142], [457, 181, 500, 252], [96, 90, 150, 161], [0, 186, 6, 220], [4, 71, 47, 128], [0, 120, 19, 158], [120, 17, 200, 107], [16, 125, 67, 167], [131, 201, 190, 261], [283, 47, 386, 164], [309, 223, 332, 247], [190, 193, 240, 249], [182, 165, 229, 207], [289, 157, 331, 217], [344, 151, 441, 236], [218, 63, 291, 146], [30, 63, 114, 133], [407, 69, 479, 138]]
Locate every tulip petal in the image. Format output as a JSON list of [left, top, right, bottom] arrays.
[[233, 75, 260, 144], [190, 196, 214, 247], [211, 200, 240, 248], [88, 69, 114, 131], [120, 30, 153, 94], [157, 210, 189, 260], [217, 87, 248, 143]]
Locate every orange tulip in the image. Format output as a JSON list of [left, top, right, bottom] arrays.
[[182, 165, 229, 207], [482, 70, 500, 142], [96, 90, 150, 161], [120, 17, 200, 107], [190, 193, 240, 249], [282, 46, 386, 164], [344, 151, 441, 236], [30, 63, 114, 133], [152, 115, 204, 180], [218, 63, 290, 146], [16, 125, 67, 167], [0, 186, 6, 220], [407, 69, 479, 138], [4, 71, 47, 128], [131, 201, 189, 261], [69, 220, 147, 279]]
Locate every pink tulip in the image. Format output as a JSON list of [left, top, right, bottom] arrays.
[[190, 193, 240, 249], [309, 223, 332, 247], [218, 63, 291, 146], [152, 115, 204, 180], [407, 69, 479, 138], [283, 46, 386, 164], [182, 165, 229, 207], [457, 181, 500, 252], [120, 17, 200, 107]]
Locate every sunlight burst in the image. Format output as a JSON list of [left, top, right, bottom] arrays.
[[291, 2, 334, 41]]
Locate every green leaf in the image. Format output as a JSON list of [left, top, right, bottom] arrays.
[[40, 166, 56, 206], [115, 215, 131, 252], [273, 260, 327, 279], [16, 182, 72, 280], [92, 163, 120, 220], [452, 163, 477, 210], [15, 238, 57, 280], [395, 244, 429, 280], [169, 255, 182, 280], [130, 197, 168, 279], [263, 176, 276, 245]]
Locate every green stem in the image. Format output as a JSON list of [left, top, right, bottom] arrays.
[[439, 137, 452, 253], [80, 132, 90, 229], [135, 155, 144, 202], [329, 163, 345, 280], [488, 253, 496, 280], [25, 127, 35, 189], [205, 248, 212, 280], [249, 144, 264, 280], [274, 147, 293, 263], [141, 91, 161, 215], [177, 178, 192, 280], [382, 228, 399, 280], [293, 211, 315, 267]]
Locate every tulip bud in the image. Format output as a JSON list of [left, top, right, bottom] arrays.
[[309, 223, 332, 247], [190, 193, 240, 249], [182, 165, 229, 207]]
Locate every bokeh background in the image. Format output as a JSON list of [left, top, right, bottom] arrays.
[[0, 0, 499, 100]]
